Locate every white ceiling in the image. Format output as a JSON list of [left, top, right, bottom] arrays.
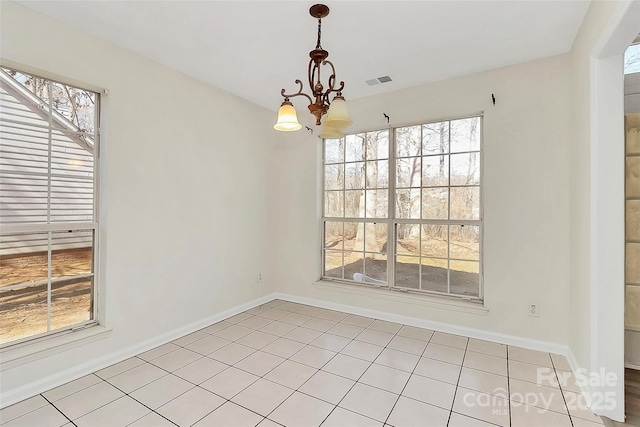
[[16, 1, 591, 112]]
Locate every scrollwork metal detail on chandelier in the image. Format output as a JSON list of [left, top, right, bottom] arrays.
[[273, 4, 352, 138]]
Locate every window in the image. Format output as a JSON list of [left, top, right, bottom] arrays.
[[0, 67, 99, 346], [322, 116, 482, 299]]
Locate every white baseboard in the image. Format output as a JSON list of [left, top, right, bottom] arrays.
[[273, 292, 574, 358], [0, 294, 274, 409], [625, 362, 640, 370]]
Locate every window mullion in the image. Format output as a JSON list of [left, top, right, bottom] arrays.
[[388, 125, 396, 290]]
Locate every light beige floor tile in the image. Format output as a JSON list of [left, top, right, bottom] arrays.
[[236, 331, 279, 350], [508, 346, 553, 367], [571, 416, 605, 426], [367, 319, 403, 334], [54, 381, 124, 420], [42, 374, 102, 402], [562, 390, 604, 423], [430, 332, 469, 349], [231, 378, 295, 417], [106, 363, 167, 393], [508, 359, 559, 388], [448, 411, 499, 426], [322, 354, 371, 381], [137, 343, 180, 361], [341, 314, 375, 328], [234, 351, 285, 376], [280, 312, 314, 326], [402, 374, 456, 410], [327, 322, 365, 339], [255, 308, 289, 320], [551, 353, 571, 371], [149, 348, 202, 372], [360, 363, 411, 394], [283, 327, 323, 344], [316, 310, 349, 322], [171, 331, 208, 347], [510, 378, 567, 414], [424, 342, 465, 365], [194, 401, 263, 427], [237, 315, 273, 330], [276, 301, 305, 312], [290, 345, 337, 369], [127, 411, 176, 427], [264, 360, 318, 389], [208, 342, 255, 365], [554, 369, 582, 393], [467, 339, 507, 358], [341, 340, 384, 362], [387, 396, 450, 427], [303, 318, 338, 332], [452, 387, 510, 427], [458, 367, 508, 397], [261, 337, 306, 358], [200, 367, 259, 399], [355, 328, 394, 347], [374, 348, 420, 373], [464, 351, 507, 376], [321, 407, 383, 427], [296, 305, 327, 317], [269, 392, 335, 427], [414, 357, 462, 384], [129, 374, 193, 409], [310, 333, 351, 352], [299, 370, 355, 405], [74, 396, 150, 427], [257, 418, 283, 427], [339, 383, 397, 423], [156, 386, 225, 426], [184, 335, 231, 355], [226, 312, 253, 324], [200, 321, 232, 335], [1, 404, 68, 427], [397, 325, 435, 341], [510, 401, 572, 426], [172, 356, 228, 384], [387, 335, 428, 356], [212, 324, 253, 341], [0, 395, 50, 424], [260, 321, 297, 337], [95, 357, 145, 380]]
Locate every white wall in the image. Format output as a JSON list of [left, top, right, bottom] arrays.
[[270, 54, 573, 345], [0, 2, 276, 404]]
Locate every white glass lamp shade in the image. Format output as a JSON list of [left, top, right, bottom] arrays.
[[324, 96, 352, 129], [273, 100, 302, 131], [319, 123, 344, 139]]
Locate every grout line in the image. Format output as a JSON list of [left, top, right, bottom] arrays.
[[40, 393, 76, 426]]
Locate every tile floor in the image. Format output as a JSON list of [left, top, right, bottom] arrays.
[[1, 299, 607, 426]]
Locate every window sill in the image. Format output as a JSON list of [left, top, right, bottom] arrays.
[[313, 279, 489, 316], [0, 325, 112, 371]]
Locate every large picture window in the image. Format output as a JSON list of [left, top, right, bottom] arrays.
[[0, 67, 99, 345], [322, 116, 482, 299]]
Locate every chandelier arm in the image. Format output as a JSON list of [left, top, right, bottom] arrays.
[[281, 80, 313, 104]]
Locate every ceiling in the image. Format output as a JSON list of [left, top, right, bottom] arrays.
[[15, 1, 591, 113]]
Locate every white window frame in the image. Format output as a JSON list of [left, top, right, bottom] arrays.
[[0, 66, 101, 348], [321, 114, 483, 301]]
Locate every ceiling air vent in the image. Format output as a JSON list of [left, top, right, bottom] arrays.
[[365, 76, 393, 86]]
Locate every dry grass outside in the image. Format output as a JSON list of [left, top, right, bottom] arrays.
[[325, 235, 480, 297], [0, 248, 93, 345]]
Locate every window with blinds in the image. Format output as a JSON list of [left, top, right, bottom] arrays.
[[0, 67, 99, 346]]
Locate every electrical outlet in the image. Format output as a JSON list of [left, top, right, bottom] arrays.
[[257, 273, 263, 284], [529, 303, 539, 317]]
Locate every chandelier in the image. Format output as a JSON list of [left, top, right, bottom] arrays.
[[273, 4, 352, 138]]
